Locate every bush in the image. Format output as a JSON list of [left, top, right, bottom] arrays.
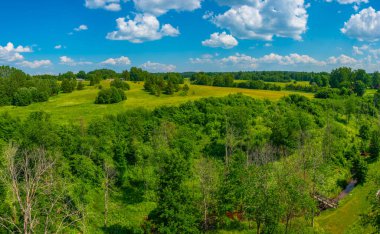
[[13, 87, 32, 106], [61, 79, 77, 93], [77, 81, 85, 90], [95, 87, 126, 104], [110, 78, 130, 90]]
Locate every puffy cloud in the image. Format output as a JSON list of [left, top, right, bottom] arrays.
[[101, 56, 131, 65], [352, 45, 380, 59], [60, 56, 92, 66], [211, 0, 308, 41], [191, 52, 327, 69], [259, 53, 326, 66], [341, 7, 380, 41], [327, 54, 358, 64], [353, 45, 369, 55], [202, 32, 238, 49], [190, 54, 216, 64], [85, 0, 126, 11], [0, 42, 32, 62], [106, 14, 179, 43], [141, 61, 176, 72], [54, 45, 62, 49], [74, 25, 88, 32], [220, 53, 258, 68], [18, 60, 52, 69], [132, 0, 202, 16], [325, 0, 368, 4]]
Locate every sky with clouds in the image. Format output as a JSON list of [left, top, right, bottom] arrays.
[[1, 0, 380, 74]]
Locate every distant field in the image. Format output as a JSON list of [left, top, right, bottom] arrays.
[[0, 80, 314, 124], [266, 81, 311, 87]]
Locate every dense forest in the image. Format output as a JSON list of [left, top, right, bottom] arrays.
[[0, 90, 379, 233]]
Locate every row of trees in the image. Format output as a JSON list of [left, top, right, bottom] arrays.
[[0, 66, 60, 106], [1, 92, 379, 233], [191, 68, 379, 97]]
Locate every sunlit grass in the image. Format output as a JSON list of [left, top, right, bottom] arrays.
[[0, 80, 313, 124]]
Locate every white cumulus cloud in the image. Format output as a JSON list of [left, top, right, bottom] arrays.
[[18, 60, 52, 69], [141, 61, 176, 72], [60, 56, 92, 66], [0, 42, 32, 62], [325, 0, 368, 4], [341, 7, 380, 41], [85, 0, 126, 11], [132, 0, 202, 16], [327, 54, 358, 64], [101, 56, 131, 65], [106, 14, 179, 43], [202, 32, 238, 49], [74, 25, 88, 32], [211, 0, 308, 41]]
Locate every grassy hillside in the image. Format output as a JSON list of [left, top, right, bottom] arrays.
[[0, 80, 313, 124]]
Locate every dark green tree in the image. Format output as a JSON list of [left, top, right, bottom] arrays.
[[148, 151, 199, 233]]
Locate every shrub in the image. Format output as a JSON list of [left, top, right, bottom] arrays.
[[13, 87, 32, 106], [110, 78, 130, 90], [95, 87, 126, 104], [77, 81, 85, 90]]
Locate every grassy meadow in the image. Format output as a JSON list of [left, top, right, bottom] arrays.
[[0, 80, 314, 124]]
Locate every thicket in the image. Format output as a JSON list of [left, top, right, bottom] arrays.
[[95, 87, 126, 104], [0, 93, 379, 233], [0, 66, 59, 106]]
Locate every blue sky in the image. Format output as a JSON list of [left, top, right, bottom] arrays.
[[1, 0, 380, 74]]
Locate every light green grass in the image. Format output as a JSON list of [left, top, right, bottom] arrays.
[[0, 80, 313, 124], [365, 89, 377, 97], [315, 160, 380, 234]]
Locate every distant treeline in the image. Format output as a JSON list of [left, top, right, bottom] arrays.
[[190, 68, 380, 98]]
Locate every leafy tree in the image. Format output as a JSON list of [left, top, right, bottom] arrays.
[[61, 79, 76, 93], [110, 78, 130, 90], [95, 87, 126, 104], [130, 67, 149, 81], [369, 129, 380, 160], [351, 155, 368, 184], [121, 70, 130, 80], [77, 70, 87, 80], [354, 80, 366, 97], [77, 81, 85, 90], [182, 84, 190, 95], [372, 71, 380, 89], [148, 151, 199, 233], [13, 87, 32, 106]]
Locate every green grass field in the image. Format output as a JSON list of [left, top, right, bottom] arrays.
[[0, 80, 314, 124]]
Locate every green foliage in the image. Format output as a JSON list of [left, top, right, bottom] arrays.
[[351, 155, 368, 184], [148, 151, 199, 233], [130, 67, 149, 81], [354, 80, 366, 97], [95, 87, 126, 104], [77, 81, 85, 90], [61, 78, 77, 93], [110, 78, 130, 90], [1, 89, 380, 233], [13, 87, 32, 106], [369, 129, 380, 160]]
